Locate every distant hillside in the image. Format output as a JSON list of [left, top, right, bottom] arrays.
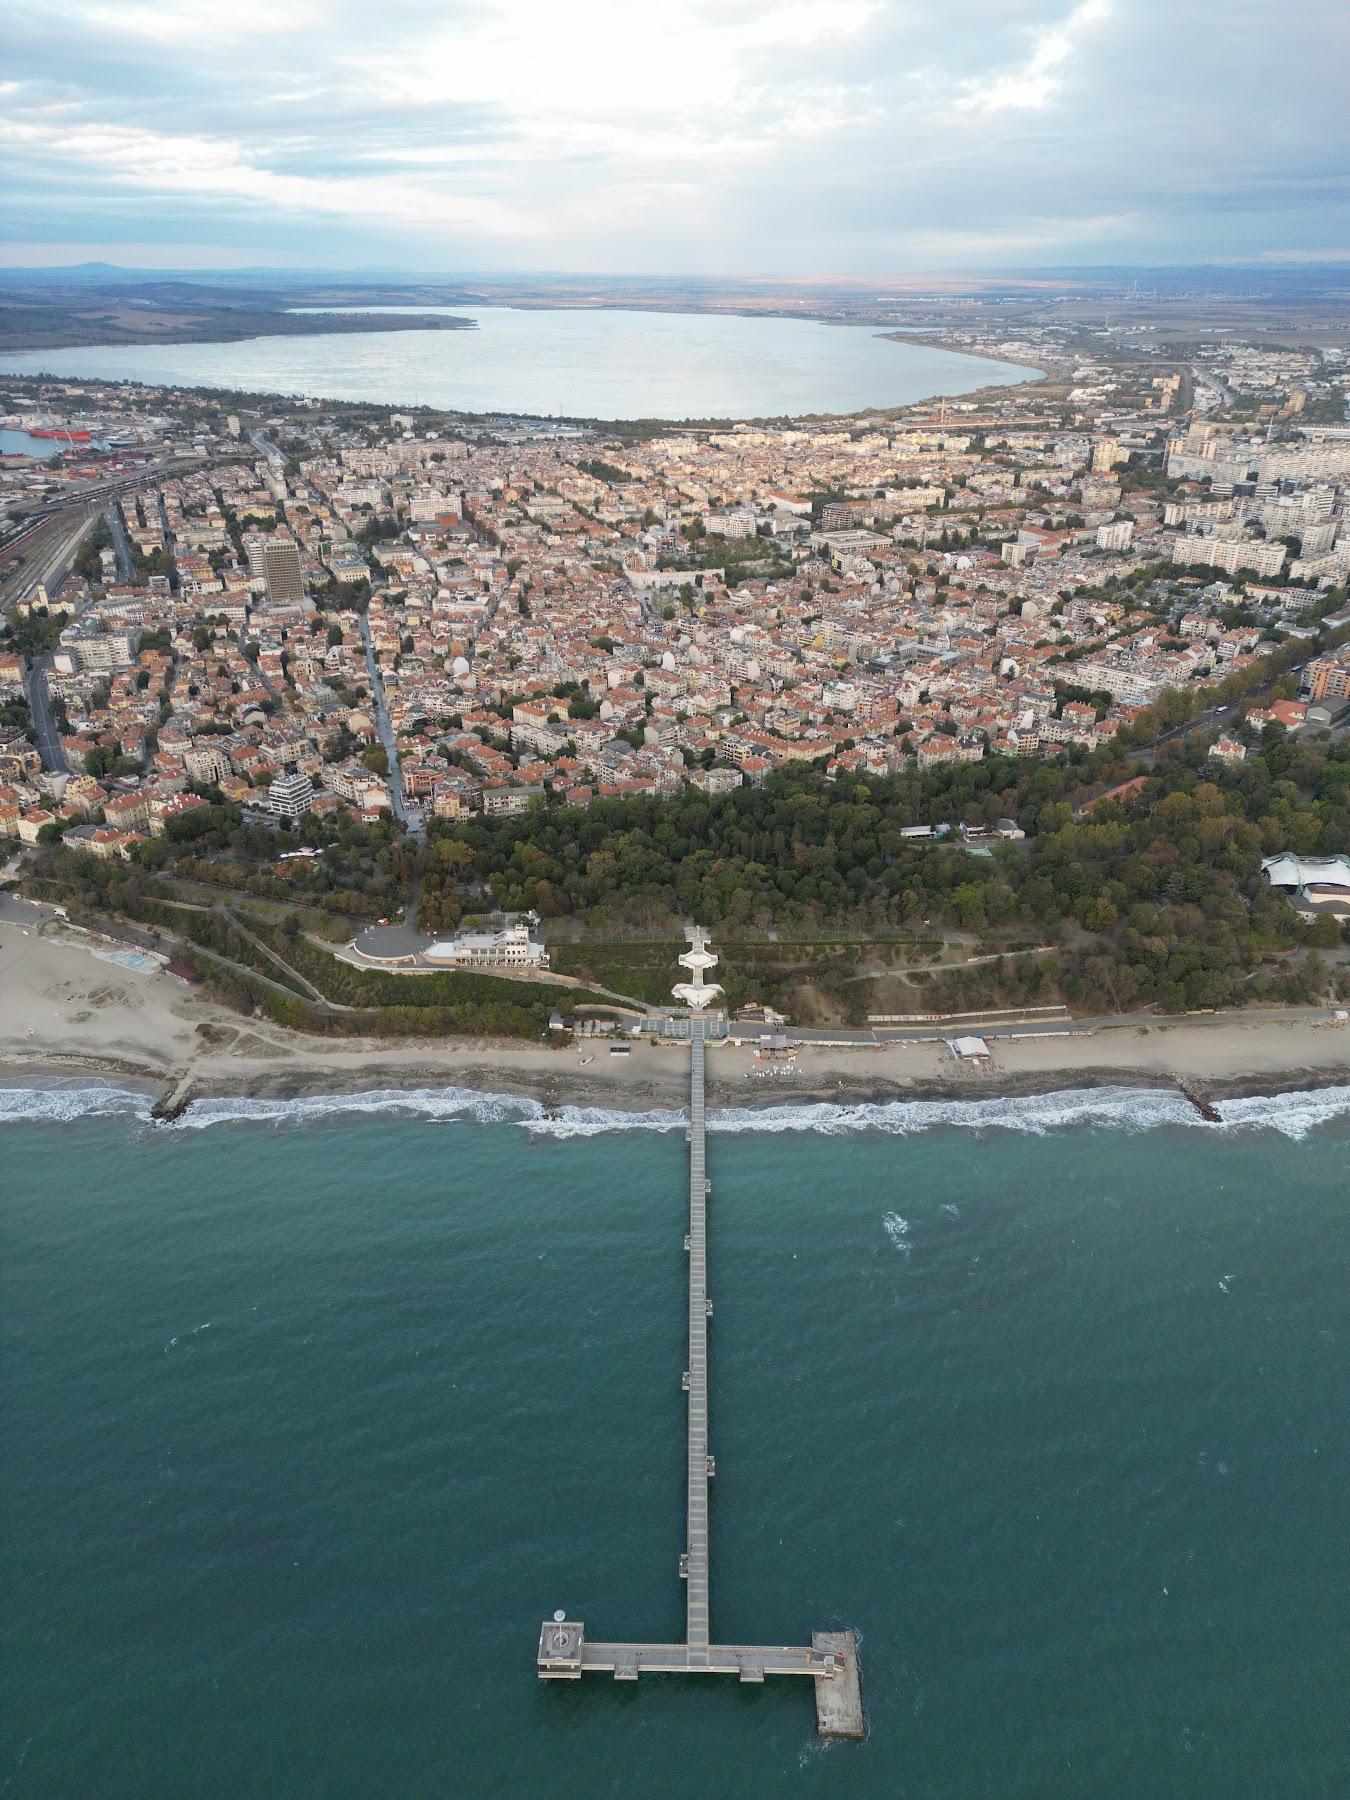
[[0, 279, 475, 351]]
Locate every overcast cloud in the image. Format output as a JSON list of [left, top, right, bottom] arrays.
[[2, 0, 1347, 271]]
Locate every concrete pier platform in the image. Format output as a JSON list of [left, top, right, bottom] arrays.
[[538, 934, 861, 1740], [813, 1631, 865, 1740]]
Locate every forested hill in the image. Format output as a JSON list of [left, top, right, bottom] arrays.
[[28, 719, 1349, 1024], [423, 729, 1350, 1015]]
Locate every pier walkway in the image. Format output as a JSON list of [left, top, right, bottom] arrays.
[[686, 1017, 711, 1658], [537, 933, 862, 1738]]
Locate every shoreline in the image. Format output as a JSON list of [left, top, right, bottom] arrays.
[[877, 327, 1054, 380], [4, 1047, 1348, 1119], [3, 925, 1347, 1121]]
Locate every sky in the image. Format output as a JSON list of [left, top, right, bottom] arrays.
[[2, 0, 1347, 274]]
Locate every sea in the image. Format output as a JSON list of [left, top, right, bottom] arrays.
[[0, 307, 1039, 420], [0, 428, 63, 460], [3, 1080, 1347, 1799]]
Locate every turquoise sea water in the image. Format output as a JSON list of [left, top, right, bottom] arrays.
[[0, 307, 1039, 421], [3, 1083, 1347, 1799]]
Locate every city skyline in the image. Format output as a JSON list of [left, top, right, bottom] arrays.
[[4, 0, 1348, 274]]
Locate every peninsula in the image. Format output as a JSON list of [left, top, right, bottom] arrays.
[[0, 275, 475, 353]]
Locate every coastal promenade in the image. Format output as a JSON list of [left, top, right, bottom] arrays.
[[538, 934, 863, 1738]]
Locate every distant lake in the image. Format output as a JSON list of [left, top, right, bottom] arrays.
[[0, 307, 1041, 421]]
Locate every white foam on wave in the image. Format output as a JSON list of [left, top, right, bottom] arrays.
[[0, 1084, 153, 1125], [4, 1079, 1348, 1141], [883, 1212, 912, 1256], [521, 1105, 688, 1140], [708, 1084, 1201, 1136], [511, 1084, 1208, 1141], [168, 1086, 539, 1130], [163, 1321, 213, 1353], [399, 1079, 1350, 1141], [707, 1082, 1350, 1140], [1212, 1084, 1350, 1141]]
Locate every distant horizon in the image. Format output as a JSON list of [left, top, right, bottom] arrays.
[[3, 258, 1348, 284]]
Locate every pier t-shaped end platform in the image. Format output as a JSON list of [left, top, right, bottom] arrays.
[[538, 1616, 586, 1679]]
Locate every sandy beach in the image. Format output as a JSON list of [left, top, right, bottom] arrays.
[[3, 914, 1348, 1113]]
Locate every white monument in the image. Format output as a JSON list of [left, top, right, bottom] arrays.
[[672, 926, 724, 1011]]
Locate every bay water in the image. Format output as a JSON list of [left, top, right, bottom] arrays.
[[0, 307, 1039, 421], [3, 1083, 1347, 1798], [0, 428, 64, 460]]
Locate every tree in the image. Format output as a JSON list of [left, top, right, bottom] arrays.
[[1082, 895, 1119, 933], [1305, 913, 1341, 949]]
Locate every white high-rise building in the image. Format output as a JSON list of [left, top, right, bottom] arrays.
[[268, 769, 314, 818]]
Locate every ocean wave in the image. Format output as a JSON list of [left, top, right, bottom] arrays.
[[1211, 1084, 1350, 1141], [0, 1083, 153, 1125], [703, 1085, 1203, 1137], [3, 1080, 1347, 1141], [883, 1213, 912, 1256], [514, 1084, 1216, 1139], [521, 1105, 688, 1139], [168, 1086, 540, 1130], [709, 1082, 1350, 1140]]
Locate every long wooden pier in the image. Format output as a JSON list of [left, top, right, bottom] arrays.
[[538, 937, 863, 1739]]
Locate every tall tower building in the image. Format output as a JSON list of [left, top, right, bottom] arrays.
[[262, 539, 304, 606]]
